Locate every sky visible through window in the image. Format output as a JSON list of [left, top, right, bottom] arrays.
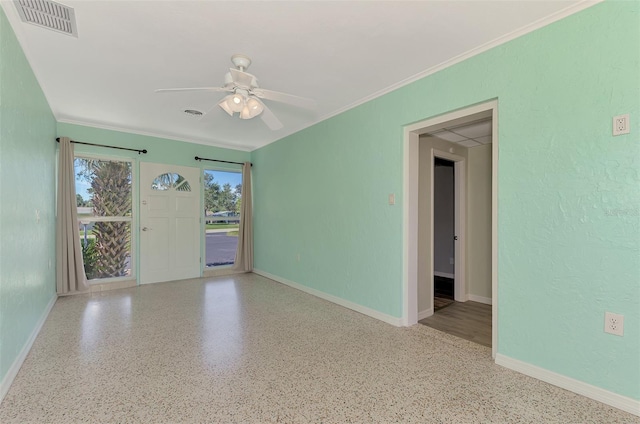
[[204, 169, 242, 188], [76, 167, 243, 200], [76, 178, 91, 200]]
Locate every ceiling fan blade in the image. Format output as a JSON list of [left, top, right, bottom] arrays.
[[253, 88, 316, 110], [259, 103, 283, 131], [155, 87, 230, 93], [229, 68, 255, 88]]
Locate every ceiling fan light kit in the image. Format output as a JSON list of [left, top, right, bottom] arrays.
[[218, 96, 234, 116], [156, 54, 315, 130], [246, 97, 264, 116], [218, 92, 245, 115], [219, 92, 264, 120]]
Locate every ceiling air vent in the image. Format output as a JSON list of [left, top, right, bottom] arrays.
[[16, 0, 78, 37]]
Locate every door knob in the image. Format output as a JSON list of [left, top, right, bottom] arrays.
[[142, 227, 151, 231]]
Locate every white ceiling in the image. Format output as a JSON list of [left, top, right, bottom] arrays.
[[428, 118, 492, 148], [2, 0, 592, 151]]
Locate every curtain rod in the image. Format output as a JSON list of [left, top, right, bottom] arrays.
[[194, 156, 252, 167], [56, 138, 147, 155]]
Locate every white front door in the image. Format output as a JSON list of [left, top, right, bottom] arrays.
[[140, 163, 201, 284]]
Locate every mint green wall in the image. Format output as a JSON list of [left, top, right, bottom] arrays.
[[57, 123, 250, 169], [0, 8, 57, 384], [252, 1, 639, 400], [56, 123, 250, 281]]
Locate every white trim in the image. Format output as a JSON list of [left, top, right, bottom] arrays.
[[288, 1, 603, 147], [490, 105, 499, 359], [57, 118, 255, 152], [431, 149, 466, 304], [454, 159, 466, 303], [418, 308, 433, 321], [0, 294, 57, 403], [403, 131, 420, 326], [434, 271, 454, 279], [203, 267, 246, 278], [403, 100, 499, 360], [73, 153, 138, 284], [495, 354, 640, 417], [253, 269, 403, 327], [87, 279, 136, 293], [1, 0, 601, 154], [468, 294, 492, 305], [78, 216, 132, 223]]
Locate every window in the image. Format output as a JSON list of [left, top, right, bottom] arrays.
[[75, 157, 133, 281], [203, 169, 242, 267], [152, 173, 191, 191]]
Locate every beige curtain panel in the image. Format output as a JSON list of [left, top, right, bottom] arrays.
[[56, 137, 88, 294], [233, 162, 253, 272]]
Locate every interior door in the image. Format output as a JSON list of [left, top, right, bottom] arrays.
[[140, 163, 201, 284]]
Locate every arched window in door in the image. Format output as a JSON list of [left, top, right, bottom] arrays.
[[151, 173, 192, 192]]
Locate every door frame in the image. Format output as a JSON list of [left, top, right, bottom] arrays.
[[403, 99, 498, 358], [431, 150, 466, 304]]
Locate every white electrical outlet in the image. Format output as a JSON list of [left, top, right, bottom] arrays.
[[388, 193, 395, 205], [613, 114, 630, 136], [604, 312, 624, 336], [296, 253, 300, 262]]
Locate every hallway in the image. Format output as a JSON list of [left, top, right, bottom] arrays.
[[420, 300, 492, 347]]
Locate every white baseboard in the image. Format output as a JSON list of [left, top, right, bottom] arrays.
[[468, 294, 492, 305], [455, 293, 469, 303], [418, 308, 433, 320], [495, 354, 640, 417], [253, 269, 403, 327], [203, 267, 246, 278], [434, 271, 454, 279], [0, 294, 57, 403]]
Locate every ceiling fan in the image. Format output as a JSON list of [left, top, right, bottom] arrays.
[[155, 54, 315, 130]]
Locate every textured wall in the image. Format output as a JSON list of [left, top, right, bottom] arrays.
[[252, 1, 639, 399], [57, 123, 251, 169], [0, 8, 57, 384], [57, 122, 251, 283], [252, 111, 404, 316], [467, 144, 492, 300]]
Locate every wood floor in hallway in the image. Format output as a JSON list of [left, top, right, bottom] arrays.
[[419, 300, 492, 347]]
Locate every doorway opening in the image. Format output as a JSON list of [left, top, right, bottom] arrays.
[[403, 100, 497, 356], [433, 157, 456, 312]]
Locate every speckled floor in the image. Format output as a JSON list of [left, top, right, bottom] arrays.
[[1, 274, 637, 423]]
